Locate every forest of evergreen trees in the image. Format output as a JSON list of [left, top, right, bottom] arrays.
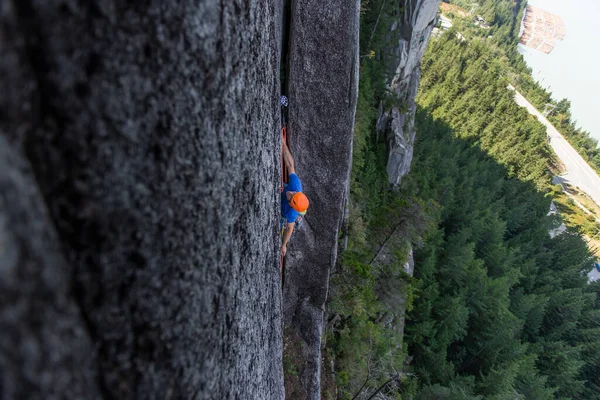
[[444, 0, 600, 173], [406, 34, 600, 399], [326, 1, 600, 399]]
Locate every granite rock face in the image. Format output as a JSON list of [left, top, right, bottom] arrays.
[[0, 136, 102, 399], [283, 0, 360, 398], [373, 242, 415, 334], [0, 1, 284, 399], [379, 0, 441, 186]]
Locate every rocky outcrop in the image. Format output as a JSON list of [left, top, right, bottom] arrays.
[[379, 0, 441, 186], [373, 242, 415, 336], [283, 0, 360, 398], [0, 1, 283, 399]]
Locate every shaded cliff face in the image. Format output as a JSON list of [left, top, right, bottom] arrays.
[[0, 1, 283, 398], [380, 0, 441, 186], [283, 1, 360, 399], [281, 1, 441, 397], [0, 136, 101, 399]]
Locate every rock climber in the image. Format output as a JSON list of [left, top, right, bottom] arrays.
[[281, 140, 309, 257]]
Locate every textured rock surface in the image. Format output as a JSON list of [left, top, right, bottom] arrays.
[[373, 243, 415, 331], [379, 0, 441, 186], [0, 1, 284, 398], [283, 1, 360, 399], [0, 136, 101, 399]]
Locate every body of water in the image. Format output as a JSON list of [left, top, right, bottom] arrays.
[[517, 0, 600, 143]]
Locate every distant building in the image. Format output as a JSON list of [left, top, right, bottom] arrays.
[[547, 201, 566, 238], [474, 15, 490, 29], [519, 5, 565, 54], [547, 201, 558, 216], [439, 15, 453, 30], [588, 263, 600, 283]]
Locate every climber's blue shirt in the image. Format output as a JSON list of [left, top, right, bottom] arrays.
[[281, 173, 303, 224]]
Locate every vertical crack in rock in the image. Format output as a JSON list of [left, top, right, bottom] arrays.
[[279, 0, 292, 97], [283, 1, 360, 399]]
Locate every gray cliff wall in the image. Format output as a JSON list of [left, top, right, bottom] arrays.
[[283, 1, 360, 399], [0, 136, 101, 398], [364, 0, 441, 379], [380, 0, 441, 186], [0, 1, 284, 399]]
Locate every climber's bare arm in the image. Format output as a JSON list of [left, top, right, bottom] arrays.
[[281, 222, 295, 257], [282, 141, 296, 175]]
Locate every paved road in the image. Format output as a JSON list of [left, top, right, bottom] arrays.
[[511, 88, 600, 207]]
